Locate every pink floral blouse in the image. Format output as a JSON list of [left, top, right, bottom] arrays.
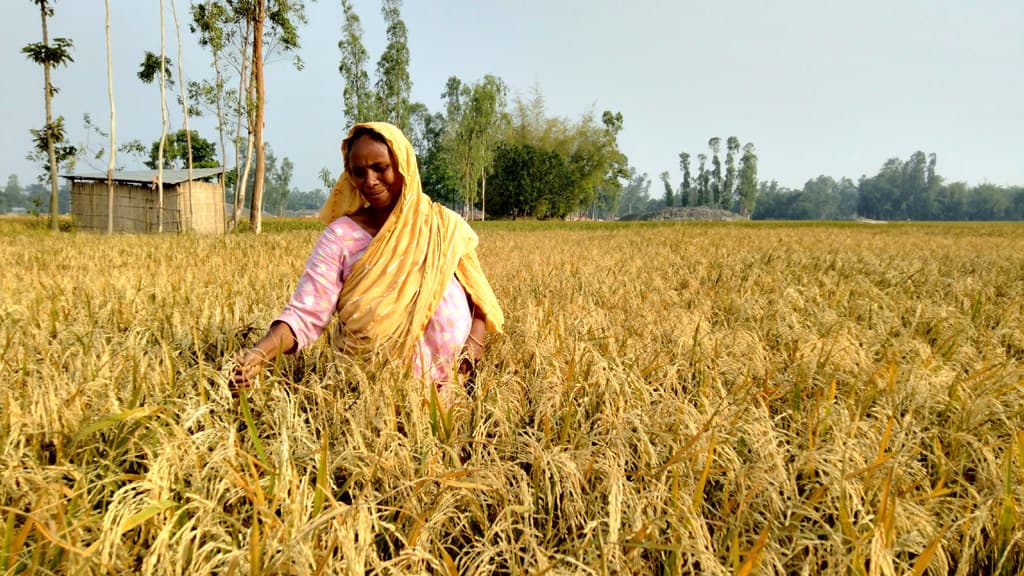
[[275, 216, 473, 383]]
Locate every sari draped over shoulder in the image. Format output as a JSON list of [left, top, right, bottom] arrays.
[[318, 121, 504, 363]]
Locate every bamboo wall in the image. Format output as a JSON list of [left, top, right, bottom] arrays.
[[184, 181, 225, 234], [71, 181, 224, 234]]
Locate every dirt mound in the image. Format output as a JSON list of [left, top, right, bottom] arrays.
[[621, 206, 745, 222]]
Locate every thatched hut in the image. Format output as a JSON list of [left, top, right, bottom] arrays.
[[63, 168, 225, 234]]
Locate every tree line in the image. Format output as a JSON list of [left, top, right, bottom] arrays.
[[1, 173, 70, 215], [753, 152, 1024, 221], [654, 137, 759, 216]]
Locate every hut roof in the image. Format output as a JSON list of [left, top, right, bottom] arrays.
[[62, 168, 224, 185]]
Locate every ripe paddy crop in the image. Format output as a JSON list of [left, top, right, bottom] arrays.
[[1, 216, 1022, 574]]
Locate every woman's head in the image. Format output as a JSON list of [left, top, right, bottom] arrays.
[[345, 127, 403, 210], [320, 122, 419, 224]]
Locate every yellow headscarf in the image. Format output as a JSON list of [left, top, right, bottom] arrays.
[[319, 122, 504, 361]]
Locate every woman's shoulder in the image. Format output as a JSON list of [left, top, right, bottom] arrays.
[[315, 216, 373, 258], [325, 215, 373, 239]]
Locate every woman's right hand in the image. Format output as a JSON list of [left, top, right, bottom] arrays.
[[230, 348, 268, 391], [228, 322, 297, 393]]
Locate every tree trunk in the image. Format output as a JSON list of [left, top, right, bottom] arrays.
[[171, 0, 193, 206], [104, 0, 116, 234], [463, 162, 470, 219], [231, 20, 251, 231], [481, 171, 486, 221], [211, 27, 227, 232], [249, 0, 266, 234], [157, 0, 169, 233], [38, 4, 59, 231], [238, 133, 254, 224]]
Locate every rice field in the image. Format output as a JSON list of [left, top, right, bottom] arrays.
[[1, 216, 1022, 575]]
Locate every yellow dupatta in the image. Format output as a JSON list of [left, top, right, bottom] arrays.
[[318, 122, 504, 362]]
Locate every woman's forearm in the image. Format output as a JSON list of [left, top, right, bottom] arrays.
[[257, 321, 298, 360], [231, 321, 297, 388], [465, 317, 486, 361]]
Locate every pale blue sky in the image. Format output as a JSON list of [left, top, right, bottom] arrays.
[[3, 1, 1022, 194]]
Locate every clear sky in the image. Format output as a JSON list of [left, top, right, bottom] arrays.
[[3, 1, 1022, 194]]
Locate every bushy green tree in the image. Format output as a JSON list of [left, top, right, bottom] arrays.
[[488, 143, 573, 219], [500, 90, 627, 219], [145, 129, 218, 169]]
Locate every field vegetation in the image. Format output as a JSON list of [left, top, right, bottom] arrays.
[[1, 216, 1022, 574]]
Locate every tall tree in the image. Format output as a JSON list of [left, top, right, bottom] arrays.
[[415, 109, 459, 204], [442, 75, 508, 217], [268, 154, 294, 216], [104, 0, 116, 234], [158, 9, 170, 233], [375, 0, 412, 129], [679, 152, 691, 207], [137, 2, 173, 231], [506, 84, 550, 146], [233, 8, 254, 230], [188, 1, 261, 230], [338, 0, 375, 124], [618, 168, 650, 218], [737, 143, 758, 217], [696, 153, 708, 206], [189, 0, 231, 230], [471, 76, 508, 219], [23, 0, 74, 230], [724, 136, 739, 211], [708, 137, 722, 208], [905, 150, 931, 219], [441, 76, 466, 208], [247, 0, 306, 234], [660, 171, 673, 207], [926, 153, 939, 192], [250, 0, 267, 232], [3, 175, 25, 213], [170, 0, 195, 202], [592, 110, 629, 217]]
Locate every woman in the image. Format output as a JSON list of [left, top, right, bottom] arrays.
[[231, 122, 503, 396]]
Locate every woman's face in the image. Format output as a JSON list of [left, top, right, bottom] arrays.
[[347, 135, 402, 210]]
